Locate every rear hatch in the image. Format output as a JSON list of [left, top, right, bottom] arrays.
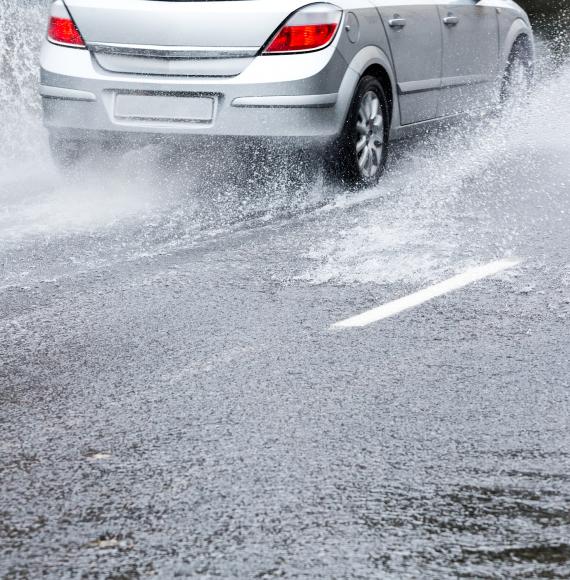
[[63, 0, 310, 77]]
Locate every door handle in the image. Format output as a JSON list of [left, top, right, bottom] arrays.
[[443, 15, 460, 26], [389, 17, 407, 28]]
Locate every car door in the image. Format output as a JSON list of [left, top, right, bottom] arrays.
[[437, 0, 500, 117], [373, 2, 443, 125]]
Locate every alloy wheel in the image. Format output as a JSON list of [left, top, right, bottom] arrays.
[[355, 90, 384, 179]]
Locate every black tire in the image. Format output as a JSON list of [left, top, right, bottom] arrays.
[[325, 75, 390, 189], [501, 39, 533, 104]]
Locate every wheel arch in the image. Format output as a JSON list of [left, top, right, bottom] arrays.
[[502, 19, 536, 70], [336, 46, 399, 135], [360, 63, 394, 124]]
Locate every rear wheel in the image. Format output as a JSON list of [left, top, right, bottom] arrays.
[[326, 75, 390, 189]]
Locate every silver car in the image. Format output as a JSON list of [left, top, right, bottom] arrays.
[[41, 0, 534, 187]]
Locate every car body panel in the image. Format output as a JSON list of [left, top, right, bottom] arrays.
[[41, 41, 350, 139], [63, 0, 327, 76], [63, 0, 307, 48], [373, 2, 443, 124], [437, 0, 501, 116], [41, 0, 534, 143]]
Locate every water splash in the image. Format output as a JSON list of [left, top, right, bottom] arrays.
[[0, 0, 48, 168], [302, 31, 570, 286]]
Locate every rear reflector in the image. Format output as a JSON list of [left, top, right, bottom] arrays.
[[266, 23, 339, 54], [48, 16, 85, 48]]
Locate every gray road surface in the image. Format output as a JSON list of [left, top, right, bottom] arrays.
[[1, 11, 569, 579]]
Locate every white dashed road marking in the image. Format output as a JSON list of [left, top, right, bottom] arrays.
[[332, 259, 521, 329]]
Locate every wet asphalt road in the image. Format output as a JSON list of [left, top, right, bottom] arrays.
[[2, 43, 570, 580]]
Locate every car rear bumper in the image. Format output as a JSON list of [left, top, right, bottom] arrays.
[[40, 40, 356, 142]]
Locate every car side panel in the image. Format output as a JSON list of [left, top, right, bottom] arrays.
[[437, 0, 500, 116], [371, 0, 443, 125], [335, 4, 399, 127]]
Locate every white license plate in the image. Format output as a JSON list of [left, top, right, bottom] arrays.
[[114, 94, 215, 123]]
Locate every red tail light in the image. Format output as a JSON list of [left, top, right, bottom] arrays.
[[266, 23, 339, 54], [47, 1, 85, 48], [264, 4, 342, 54], [48, 16, 85, 47]]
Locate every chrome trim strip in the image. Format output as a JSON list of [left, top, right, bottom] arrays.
[[398, 79, 441, 95], [39, 85, 96, 102], [440, 74, 491, 89], [89, 42, 259, 60], [232, 94, 338, 108], [399, 75, 492, 95]]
